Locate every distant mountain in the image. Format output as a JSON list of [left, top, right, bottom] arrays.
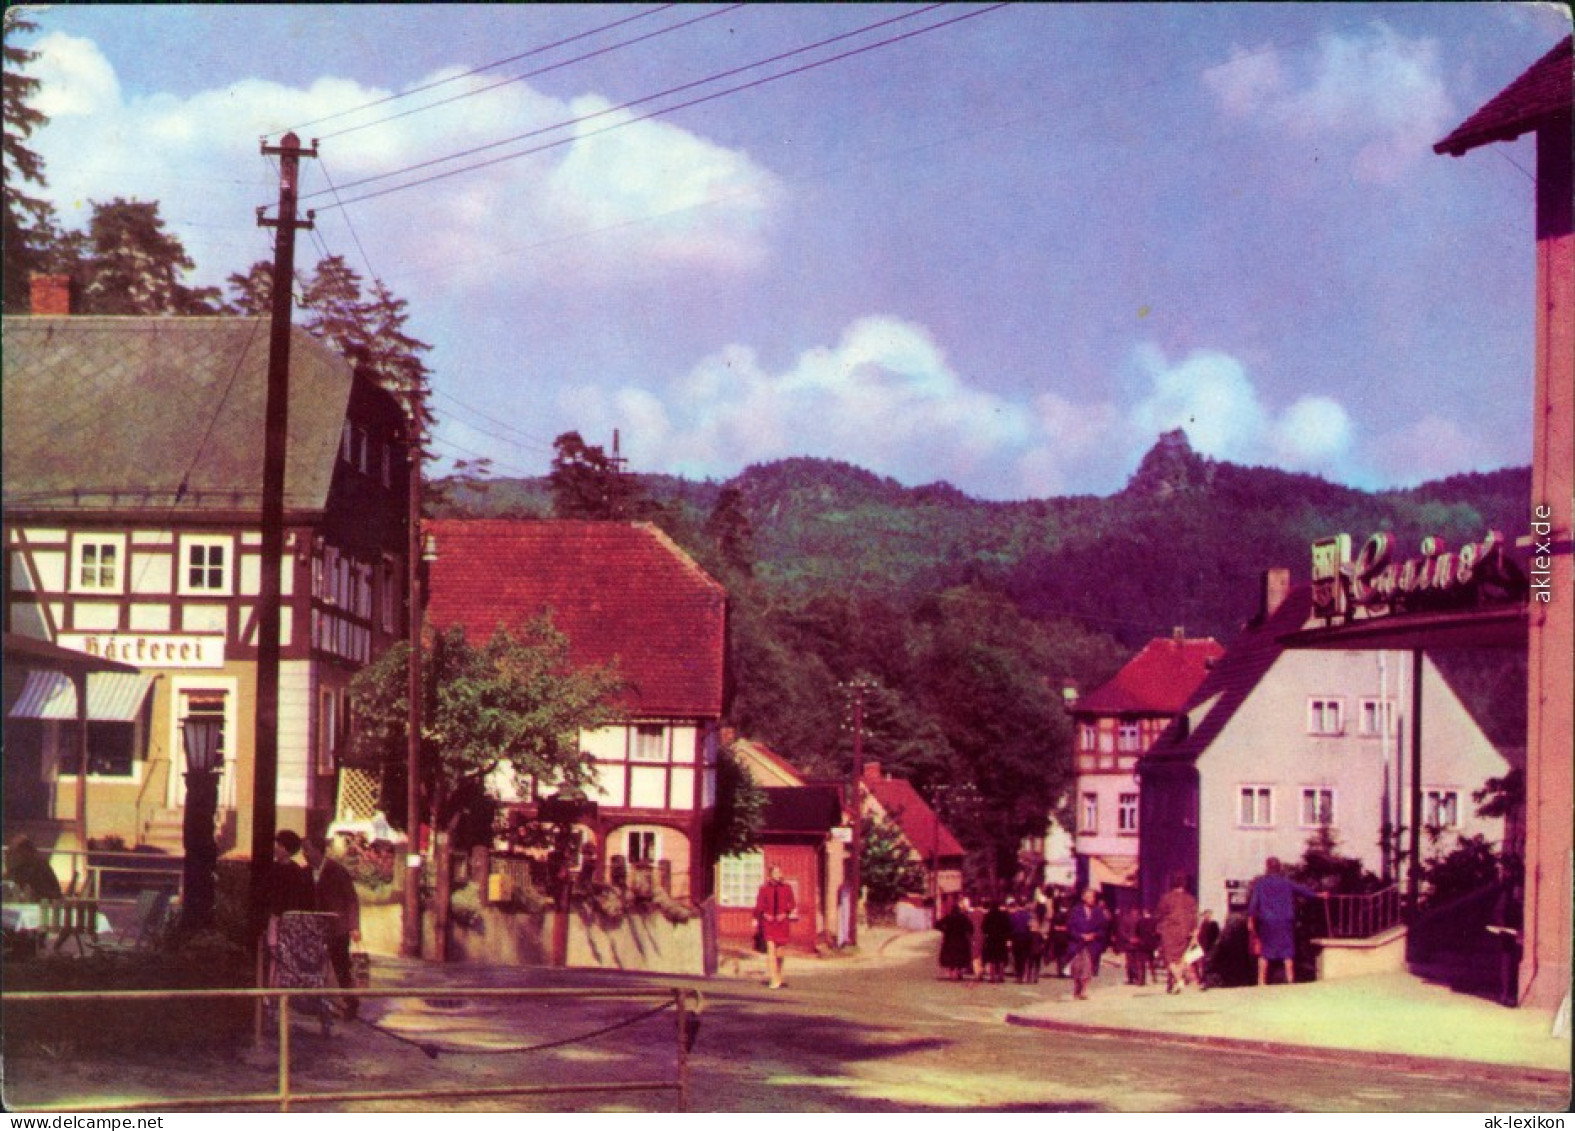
[[430, 432, 1532, 648]]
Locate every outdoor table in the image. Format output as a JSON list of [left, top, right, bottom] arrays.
[[2, 900, 113, 951]]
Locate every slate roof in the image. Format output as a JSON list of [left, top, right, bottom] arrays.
[[2, 316, 355, 513], [1142, 587, 1313, 768], [1435, 36, 1572, 156], [863, 766, 966, 859], [1073, 635, 1224, 717], [423, 519, 727, 718], [762, 786, 843, 835]]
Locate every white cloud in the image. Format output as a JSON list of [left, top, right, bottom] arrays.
[[1370, 413, 1498, 485], [1203, 26, 1454, 184], [24, 34, 781, 293], [563, 316, 1043, 493], [1126, 345, 1355, 474]]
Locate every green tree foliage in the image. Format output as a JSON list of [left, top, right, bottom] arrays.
[[347, 618, 622, 850], [712, 742, 768, 857], [223, 261, 274, 316], [78, 198, 222, 314], [298, 256, 433, 427], [2, 14, 59, 312], [859, 811, 927, 911], [548, 431, 654, 521], [704, 485, 756, 577], [1419, 833, 1511, 907]]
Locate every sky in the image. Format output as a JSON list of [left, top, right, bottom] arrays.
[[12, 2, 1572, 500]]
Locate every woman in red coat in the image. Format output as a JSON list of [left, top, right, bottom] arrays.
[[754, 865, 797, 989]]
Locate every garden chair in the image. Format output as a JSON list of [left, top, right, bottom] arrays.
[[94, 888, 171, 952]]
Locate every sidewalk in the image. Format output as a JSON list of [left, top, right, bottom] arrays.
[[729, 928, 1570, 1083], [1006, 968, 1572, 1083]]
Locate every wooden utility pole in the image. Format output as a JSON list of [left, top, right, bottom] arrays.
[[402, 415, 425, 958], [252, 132, 315, 949], [846, 679, 870, 947]]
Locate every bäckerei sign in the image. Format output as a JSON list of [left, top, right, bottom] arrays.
[[1311, 530, 1526, 623], [57, 632, 226, 669]]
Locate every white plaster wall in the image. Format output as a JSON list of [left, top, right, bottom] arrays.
[[1196, 650, 1510, 914]]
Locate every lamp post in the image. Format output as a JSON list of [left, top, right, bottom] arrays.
[[179, 715, 224, 935]]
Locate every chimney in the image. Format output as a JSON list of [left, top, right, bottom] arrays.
[[1171, 626, 1185, 645], [30, 274, 76, 316], [1261, 568, 1291, 620], [863, 762, 882, 784]]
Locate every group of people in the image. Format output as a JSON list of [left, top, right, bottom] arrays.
[[267, 829, 363, 1019], [936, 858, 1326, 999]]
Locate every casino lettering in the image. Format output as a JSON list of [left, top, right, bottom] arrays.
[[1310, 530, 1527, 623]]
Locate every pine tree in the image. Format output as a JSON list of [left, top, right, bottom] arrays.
[[2, 15, 59, 311]]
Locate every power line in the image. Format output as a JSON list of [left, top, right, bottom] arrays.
[[275, 4, 680, 137], [431, 389, 559, 452], [308, 4, 988, 212], [300, 2, 940, 203], [316, 5, 739, 142]]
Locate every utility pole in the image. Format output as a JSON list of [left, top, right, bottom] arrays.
[[402, 413, 425, 958], [845, 678, 872, 947], [251, 132, 315, 953]]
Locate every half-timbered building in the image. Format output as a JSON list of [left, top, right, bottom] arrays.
[[422, 518, 727, 903], [2, 295, 411, 857]]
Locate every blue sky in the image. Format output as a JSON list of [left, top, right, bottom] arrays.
[[14, 3, 1571, 498]]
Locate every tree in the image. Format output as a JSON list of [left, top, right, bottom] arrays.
[[347, 618, 622, 851], [298, 255, 434, 434], [712, 742, 768, 858], [859, 811, 927, 915], [548, 431, 652, 521], [79, 198, 221, 314], [704, 485, 756, 577], [224, 260, 274, 316], [2, 14, 58, 312]]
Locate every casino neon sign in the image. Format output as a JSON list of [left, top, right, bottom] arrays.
[[1310, 530, 1526, 622]]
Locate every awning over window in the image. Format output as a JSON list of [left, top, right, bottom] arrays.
[[8, 670, 155, 722]]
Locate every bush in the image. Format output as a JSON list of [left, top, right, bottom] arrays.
[[2, 932, 253, 1055]]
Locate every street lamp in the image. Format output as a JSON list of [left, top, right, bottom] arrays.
[[179, 714, 224, 935]]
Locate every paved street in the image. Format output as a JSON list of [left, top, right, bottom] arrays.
[[4, 934, 1566, 1113]]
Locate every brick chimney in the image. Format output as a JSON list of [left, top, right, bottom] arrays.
[[30, 274, 76, 316], [1261, 568, 1291, 620]]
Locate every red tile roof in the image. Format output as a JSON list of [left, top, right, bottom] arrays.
[[424, 519, 727, 718], [862, 766, 966, 859], [1074, 635, 1225, 716], [1435, 37, 1572, 156]]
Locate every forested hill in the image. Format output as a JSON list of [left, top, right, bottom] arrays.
[[433, 431, 1532, 650]]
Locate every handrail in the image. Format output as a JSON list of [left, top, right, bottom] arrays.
[[3, 984, 702, 1113], [1320, 886, 1402, 939], [132, 746, 170, 848]]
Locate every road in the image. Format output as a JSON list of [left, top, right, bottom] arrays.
[[3, 935, 1566, 1113]]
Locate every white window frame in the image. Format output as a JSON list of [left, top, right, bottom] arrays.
[[1424, 789, 1461, 830], [179, 535, 233, 596], [1300, 787, 1335, 828], [1239, 785, 1273, 828], [1307, 698, 1344, 736], [1358, 698, 1393, 737], [381, 556, 400, 633], [318, 688, 338, 774], [1080, 792, 1099, 834], [631, 724, 667, 763], [626, 828, 660, 865], [1117, 721, 1141, 752], [1117, 792, 1139, 834], [1079, 724, 1096, 752], [718, 851, 764, 908], [71, 533, 126, 594]]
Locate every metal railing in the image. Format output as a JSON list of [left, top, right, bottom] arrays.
[[1320, 885, 1402, 939], [3, 984, 701, 1113]]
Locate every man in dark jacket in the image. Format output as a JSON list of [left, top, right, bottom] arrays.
[[303, 834, 362, 1019]]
